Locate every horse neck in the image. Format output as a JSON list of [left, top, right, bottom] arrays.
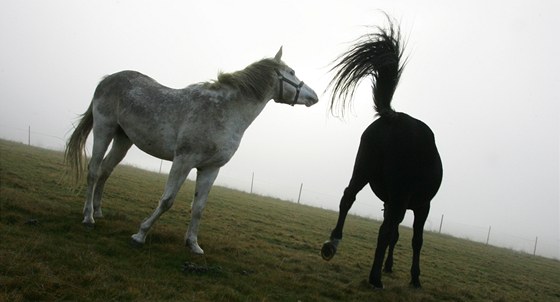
[[223, 89, 273, 133]]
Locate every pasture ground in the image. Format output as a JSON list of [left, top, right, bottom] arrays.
[[1, 139, 559, 301]]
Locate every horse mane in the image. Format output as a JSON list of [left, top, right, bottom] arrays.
[[211, 58, 282, 100]]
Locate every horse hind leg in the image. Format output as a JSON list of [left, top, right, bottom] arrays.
[[410, 204, 430, 288], [91, 129, 132, 218], [322, 146, 370, 261], [185, 167, 220, 254], [369, 204, 406, 289], [321, 178, 367, 261], [131, 155, 193, 245], [328, 135, 373, 244], [82, 124, 117, 226], [383, 225, 400, 273]]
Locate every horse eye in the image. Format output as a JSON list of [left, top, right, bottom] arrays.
[[290, 70, 295, 76]]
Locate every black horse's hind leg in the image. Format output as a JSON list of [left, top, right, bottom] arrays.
[[330, 183, 366, 240], [410, 204, 430, 288], [383, 224, 399, 273], [369, 204, 406, 288], [322, 168, 368, 261], [330, 137, 372, 241]]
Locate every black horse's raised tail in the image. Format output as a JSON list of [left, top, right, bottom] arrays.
[[328, 15, 406, 117]]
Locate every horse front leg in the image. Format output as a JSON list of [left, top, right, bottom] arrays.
[[131, 156, 192, 245], [185, 167, 220, 255]]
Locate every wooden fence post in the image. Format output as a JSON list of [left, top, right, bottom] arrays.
[[439, 214, 444, 233], [250, 172, 254, 194], [297, 183, 303, 204], [533, 236, 538, 256]]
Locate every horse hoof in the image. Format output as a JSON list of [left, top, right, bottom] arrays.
[[186, 239, 204, 255], [321, 241, 337, 261], [130, 234, 145, 248], [130, 238, 144, 248], [82, 222, 95, 229], [190, 246, 204, 255], [410, 280, 422, 289], [369, 280, 384, 290]]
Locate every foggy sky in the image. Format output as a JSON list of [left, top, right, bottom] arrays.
[[0, 0, 558, 258]]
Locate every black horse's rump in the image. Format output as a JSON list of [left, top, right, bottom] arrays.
[[322, 13, 443, 289]]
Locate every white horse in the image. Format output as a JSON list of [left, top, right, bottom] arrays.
[[65, 48, 318, 254]]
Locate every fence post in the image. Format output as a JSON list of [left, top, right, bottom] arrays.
[[533, 236, 538, 256], [486, 226, 491, 245], [250, 172, 254, 194], [297, 183, 303, 204], [438, 214, 444, 233], [28, 126, 31, 146]]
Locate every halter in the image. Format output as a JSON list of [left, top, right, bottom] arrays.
[[275, 69, 305, 106]]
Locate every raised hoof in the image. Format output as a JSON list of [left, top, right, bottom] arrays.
[[321, 241, 337, 261]]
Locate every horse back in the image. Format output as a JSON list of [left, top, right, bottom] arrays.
[[93, 71, 151, 99]]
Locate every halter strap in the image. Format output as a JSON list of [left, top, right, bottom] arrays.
[[275, 69, 305, 106]]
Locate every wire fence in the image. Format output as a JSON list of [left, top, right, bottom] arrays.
[[2, 125, 559, 260], [221, 170, 559, 260]]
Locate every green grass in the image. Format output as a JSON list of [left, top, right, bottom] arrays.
[[1, 139, 559, 301]]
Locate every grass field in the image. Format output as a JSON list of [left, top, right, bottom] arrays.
[[1, 139, 559, 301]]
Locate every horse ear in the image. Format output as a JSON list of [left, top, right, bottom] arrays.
[[274, 46, 283, 61]]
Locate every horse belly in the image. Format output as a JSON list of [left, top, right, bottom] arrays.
[[199, 147, 237, 167], [177, 135, 241, 168], [133, 138, 175, 161], [119, 120, 176, 161]]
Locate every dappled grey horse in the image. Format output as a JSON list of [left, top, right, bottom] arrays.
[[65, 48, 318, 254]]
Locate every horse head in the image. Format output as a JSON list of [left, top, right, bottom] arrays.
[[272, 47, 318, 107]]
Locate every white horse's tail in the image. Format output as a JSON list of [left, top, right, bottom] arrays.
[[65, 102, 93, 182]]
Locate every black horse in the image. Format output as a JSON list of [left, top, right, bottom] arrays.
[[321, 17, 443, 289]]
